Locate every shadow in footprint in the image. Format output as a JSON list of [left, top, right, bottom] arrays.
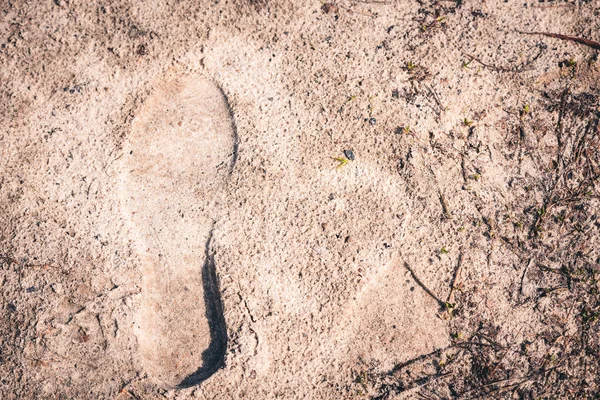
[[177, 85, 237, 388], [177, 229, 228, 388], [217, 86, 239, 175], [179, 84, 238, 388]]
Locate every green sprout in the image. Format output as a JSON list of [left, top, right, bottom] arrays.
[[515, 221, 523, 229], [333, 157, 349, 169], [582, 309, 599, 323], [451, 332, 463, 340], [422, 16, 445, 31], [444, 302, 455, 318]]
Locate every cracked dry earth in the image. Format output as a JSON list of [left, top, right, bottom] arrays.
[[1, 1, 600, 399]]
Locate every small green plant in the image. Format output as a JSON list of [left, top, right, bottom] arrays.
[[444, 301, 455, 318], [451, 332, 463, 340], [440, 246, 449, 254], [462, 118, 473, 127], [514, 221, 523, 229], [367, 94, 377, 117], [422, 16, 445, 31], [407, 61, 415, 71], [462, 60, 472, 69], [333, 156, 349, 169]]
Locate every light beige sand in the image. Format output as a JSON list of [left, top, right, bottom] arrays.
[[1, 0, 599, 399]]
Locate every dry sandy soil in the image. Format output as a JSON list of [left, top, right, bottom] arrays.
[[1, 0, 600, 399]]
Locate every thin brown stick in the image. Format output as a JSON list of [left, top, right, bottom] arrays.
[[439, 193, 452, 220], [403, 261, 446, 308], [520, 258, 534, 297], [463, 53, 519, 72], [337, 3, 376, 17], [531, 4, 575, 8], [446, 250, 464, 304], [351, 0, 390, 3], [518, 31, 600, 51], [387, 345, 456, 376]]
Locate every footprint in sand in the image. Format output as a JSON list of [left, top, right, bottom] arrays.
[[119, 73, 236, 388]]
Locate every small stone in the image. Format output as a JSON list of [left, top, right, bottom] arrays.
[[321, 222, 328, 231], [51, 283, 63, 294], [369, 117, 376, 125], [321, 3, 339, 14], [343, 149, 355, 161]]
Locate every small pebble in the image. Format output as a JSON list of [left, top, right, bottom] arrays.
[[321, 3, 339, 14], [51, 283, 63, 294], [369, 117, 376, 125], [343, 149, 355, 161]]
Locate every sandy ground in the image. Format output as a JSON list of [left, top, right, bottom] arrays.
[[1, 0, 600, 399]]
